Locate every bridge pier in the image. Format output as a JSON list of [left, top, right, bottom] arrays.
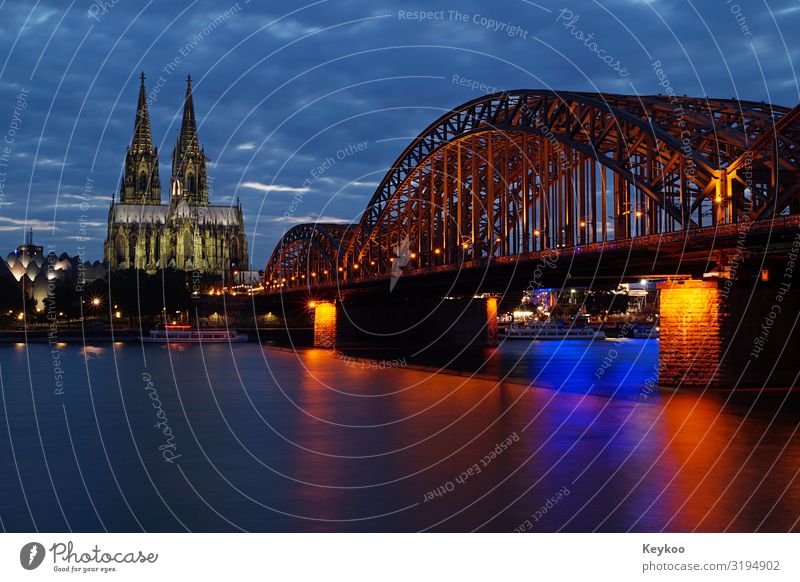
[[657, 277, 799, 388], [311, 297, 498, 349]]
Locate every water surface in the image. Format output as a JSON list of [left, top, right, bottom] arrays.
[[1, 340, 798, 532]]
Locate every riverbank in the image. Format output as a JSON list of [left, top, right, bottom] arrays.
[[0, 327, 313, 344]]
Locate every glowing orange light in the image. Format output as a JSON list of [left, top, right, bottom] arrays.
[[715, 195, 723, 203], [353, 264, 359, 270], [580, 221, 586, 227], [462, 242, 469, 249], [338, 267, 343, 272], [91, 297, 101, 306], [309, 301, 317, 309], [534, 229, 540, 235], [410, 252, 417, 259], [635, 211, 642, 218], [312, 301, 337, 347], [434, 248, 441, 255]]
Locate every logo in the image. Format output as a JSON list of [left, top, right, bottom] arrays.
[[390, 236, 412, 291], [20, 542, 46, 570]]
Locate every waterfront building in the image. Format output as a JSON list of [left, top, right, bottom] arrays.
[[104, 73, 248, 276], [3, 230, 105, 309]]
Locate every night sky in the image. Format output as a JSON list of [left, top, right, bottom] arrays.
[[0, 0, 797, 269]]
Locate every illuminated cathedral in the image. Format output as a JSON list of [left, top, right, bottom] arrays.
[[104, 73, 248, 275]]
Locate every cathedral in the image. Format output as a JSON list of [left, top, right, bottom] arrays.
[[104, 73, 248, 276]]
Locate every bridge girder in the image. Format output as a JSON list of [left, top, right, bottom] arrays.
[[264, 90, 800, 290], [264, 223, 354, 289]]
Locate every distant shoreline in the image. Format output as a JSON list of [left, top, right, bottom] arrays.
[[0, 328, 312, 344]]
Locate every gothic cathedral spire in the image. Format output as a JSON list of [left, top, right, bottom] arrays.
[[171, 74, 208, 206], [120, 72, 161, 204]]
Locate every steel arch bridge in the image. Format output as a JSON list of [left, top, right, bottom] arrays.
[[264, 89, 800, 292], [264, 223, 356, 287]]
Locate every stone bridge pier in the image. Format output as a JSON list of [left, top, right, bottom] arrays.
[[311, 296, 498, 350], [657, 277, 800, 388]]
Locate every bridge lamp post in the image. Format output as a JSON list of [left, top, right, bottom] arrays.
[[460, 240, 471, 259]]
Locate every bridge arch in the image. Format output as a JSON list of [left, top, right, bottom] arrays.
[[264, 222, 355, 290], [266, 90, 800, 287]]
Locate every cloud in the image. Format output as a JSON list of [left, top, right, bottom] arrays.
[[241, 181, 307, 193], [272, 214, 352, 224]]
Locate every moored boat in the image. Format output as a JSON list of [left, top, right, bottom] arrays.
[[140, 324, 248, 343], [499, 321, 605, 340]]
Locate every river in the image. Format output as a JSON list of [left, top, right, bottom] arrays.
[[0, 340, 798, 532]]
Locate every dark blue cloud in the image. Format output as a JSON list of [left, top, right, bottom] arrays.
[[0, 0, 797, 268]]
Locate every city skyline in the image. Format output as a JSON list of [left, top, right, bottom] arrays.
[[0, 0, 798, 269]]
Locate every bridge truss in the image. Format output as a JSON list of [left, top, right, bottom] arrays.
[[265, 90, 800, 291]]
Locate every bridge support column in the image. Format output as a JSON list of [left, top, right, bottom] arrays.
[[312, 296, 498, 349], [312, 301, 337, 348], [657, 278, 800, 388]]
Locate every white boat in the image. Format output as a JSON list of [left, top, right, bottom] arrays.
[[631, 323, 660, 339], [140, 325, 248, 343], [500, 321, 606, 340]]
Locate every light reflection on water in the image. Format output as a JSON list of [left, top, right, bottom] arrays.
[[0, 340, 798, 532]]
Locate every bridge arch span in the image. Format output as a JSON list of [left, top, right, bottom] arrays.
[[264, 222, 355, 289], [265, 90, 800, 287]]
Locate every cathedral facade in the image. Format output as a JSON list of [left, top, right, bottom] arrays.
[[104, 74, 248, 276]]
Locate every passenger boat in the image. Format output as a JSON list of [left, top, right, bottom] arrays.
[[631, 323, 660, 339], [500, 321, 606, 340], [140, 324, 248, 343]]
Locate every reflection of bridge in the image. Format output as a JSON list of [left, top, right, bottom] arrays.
[[262, 90, 800, 388]]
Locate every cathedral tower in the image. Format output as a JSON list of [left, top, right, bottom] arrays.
[[171, 75, 209, 206], [119, 72, 161, 204], [106, 73, 248, 275]]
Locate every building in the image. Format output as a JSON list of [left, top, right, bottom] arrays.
[[104, 73, 248, 276], [4, 230, 106, 310]]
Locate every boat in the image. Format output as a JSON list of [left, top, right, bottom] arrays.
[[631, 323, 660, 339], [499, 321, 606, 340], [140, 324, 248, 343]]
